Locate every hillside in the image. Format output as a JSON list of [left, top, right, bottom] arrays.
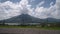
[[0, 14, 60, 23]]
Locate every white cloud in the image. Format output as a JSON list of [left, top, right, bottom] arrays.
[[29, 0, 60, 19], [47, 0, 60, 19], [28, 1, 50, 19], [50, 2, 54, 6], [0, 0, 31, 20], [37, 1, 45, 7], [0, 1, 22, 20], [54, 0, 60, 19], [0, 0, 60, 20]]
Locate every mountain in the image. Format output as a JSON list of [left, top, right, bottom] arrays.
[[44, 18, 60, 23], [0, 14, 60, 23], [0, 14, 42, 23]]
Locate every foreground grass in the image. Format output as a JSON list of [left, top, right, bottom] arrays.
[[0, 25, 60, 30]]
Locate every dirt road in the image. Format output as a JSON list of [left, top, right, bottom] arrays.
[[0, 28, 60, 34]]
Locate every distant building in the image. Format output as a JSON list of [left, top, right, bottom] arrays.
[[0, 23, 41, 25], [4, 23, 21, 25]]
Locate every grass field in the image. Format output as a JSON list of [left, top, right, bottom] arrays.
[[0, 25, 60, 30]]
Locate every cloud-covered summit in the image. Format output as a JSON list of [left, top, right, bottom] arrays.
[[0, 0, 60, 20]]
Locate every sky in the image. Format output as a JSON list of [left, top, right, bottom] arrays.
[[0, 0, 60, 20]]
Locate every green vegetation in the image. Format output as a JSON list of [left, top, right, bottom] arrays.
[[0, 25, 60, 30]]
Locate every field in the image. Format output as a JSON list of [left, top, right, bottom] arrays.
[[0, 25, 60, 34], [0, 25, 60, 30], [0, 28, 60, 34]]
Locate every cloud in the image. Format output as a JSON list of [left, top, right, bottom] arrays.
[[50, 2, 54, 6], [28, 1, 49, 19], [28, 0, 60, 19], [0, 0, 31, 20], [53, 0, 60, 19], [0, 1, 21, 20], [0, 0, 60, 20], [37, 1, 45, 7]]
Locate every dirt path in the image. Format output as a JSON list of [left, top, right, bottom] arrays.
[[0, 28, 60, 34]]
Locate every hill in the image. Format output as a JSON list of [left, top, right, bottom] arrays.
[[0, 14, 60, 23]]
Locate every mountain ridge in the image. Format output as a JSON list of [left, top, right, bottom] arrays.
[[0, 14, 60, 23]]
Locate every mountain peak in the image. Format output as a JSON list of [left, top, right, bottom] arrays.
[[0, 14, 60, 23], [0, 14, 41, 23], [20, 14, 30, 16]]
